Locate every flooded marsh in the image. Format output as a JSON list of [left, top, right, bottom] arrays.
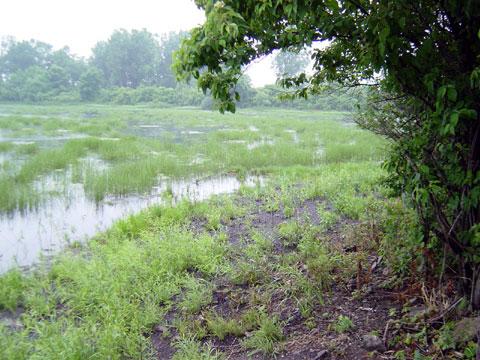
[[0, 104, 386, 271]]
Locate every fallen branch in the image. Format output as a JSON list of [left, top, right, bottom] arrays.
[[427, 297, 463, 325], [383, 319, 393, 347]]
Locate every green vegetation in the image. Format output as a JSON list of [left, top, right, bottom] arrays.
[[0, 30, 362, 110], [175, 0, 480, 310], [0, 105, 385, 212], [332, 315, 354, 334], [0, 105, 475, 359], [0, 121, 397, 358], [1, 0, 478, 358], [242, 315, 284, 355]]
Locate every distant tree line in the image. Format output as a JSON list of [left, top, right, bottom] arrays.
[[0, 30, 362, 111]]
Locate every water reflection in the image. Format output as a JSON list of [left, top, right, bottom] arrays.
[[0, 175, 263, 272]]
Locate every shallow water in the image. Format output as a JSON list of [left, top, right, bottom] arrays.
[[0, 174, 263, 272], [0, 133, 88, 144]]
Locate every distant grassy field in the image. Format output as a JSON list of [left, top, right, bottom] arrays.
[[0, 104, 386, 213]]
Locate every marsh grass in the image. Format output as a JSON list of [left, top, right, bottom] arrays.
[[0, 105, 386, 212], [172, 337, 223, 360], [0, 159, 388, 359], [0, 142, 14, 152]]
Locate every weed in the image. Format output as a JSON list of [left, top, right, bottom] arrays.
[[298, 235, 333, 288], [434, 322, 455, 351], [0, 269, 25, 311], [278, 220, 304, 248], [173, 317, 208, 340], [179, 277, 214, 314], [242, 315, 284, 355], [172, 336, 223, 360], [332, 315, 355, 333], [317, 203, 339, 230], [206, 314, 245, 340]]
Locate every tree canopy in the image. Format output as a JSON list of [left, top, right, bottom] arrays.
[[92, 29, 160, 88], [0, 30, 195, 102], [175, 0, 480, 307]]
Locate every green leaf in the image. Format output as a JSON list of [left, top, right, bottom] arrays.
[[449, 112, 459, 128], [447, 87, 457, 102], [459, 108, 478, 120], [437, 86, 447, 99]]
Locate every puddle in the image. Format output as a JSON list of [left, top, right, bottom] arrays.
[[224, 140, 247, 145], [181, 130, 204, 135], [189, 154, 208, 165], [82, 112, 98, 119], [98, 137, 121, 141], [0, 134, 88, 144], [315, 148, 325, 158], [128, 124, 220, 142], [0, 174, 263, 273], [0, 112, 70, 120], [138, 124, 162, 128], [247, 138, 275, 150], [12, 141, 36, 145], [0, 153, 11, 165]]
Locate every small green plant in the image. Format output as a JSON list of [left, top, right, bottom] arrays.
[[434, 322, 455, 351], [178, 278, 214, 314], [206, 314, 245, 340], [173, 317, 208, 340], [206, 208, 222, 230], [249, 230, 273, 255], [230, 259, 266, 286], [240, 308, 263, 330], [0, 269, 26, 311], [463, 341, 477, 359], [298, 236, 333, 288], [332, 315, 354, 333], [317, 203, 339, 230], [242, 315, 284, 355], [278, 220, 304, 247], [263, 195, 280, 213], [304, 317, 316, 330], [172, 336, 223, 360]]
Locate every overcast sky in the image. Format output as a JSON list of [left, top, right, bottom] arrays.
[[0, 0, 275, 87]]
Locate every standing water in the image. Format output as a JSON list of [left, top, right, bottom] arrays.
[[0, 175, 262, 273]]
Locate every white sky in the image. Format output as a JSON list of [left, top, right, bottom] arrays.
[[0, 0, 275, 87]]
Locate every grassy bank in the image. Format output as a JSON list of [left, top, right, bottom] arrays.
[[1, 161, 393, 359], [3, 158, 471, 359]]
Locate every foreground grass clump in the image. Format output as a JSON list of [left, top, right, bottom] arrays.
[[0, 204, 230, 358], [0, 270, 25, 312], [243, 317, 284, 355]]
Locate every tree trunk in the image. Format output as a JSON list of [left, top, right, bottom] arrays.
[[472, 266, 480, 310]]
